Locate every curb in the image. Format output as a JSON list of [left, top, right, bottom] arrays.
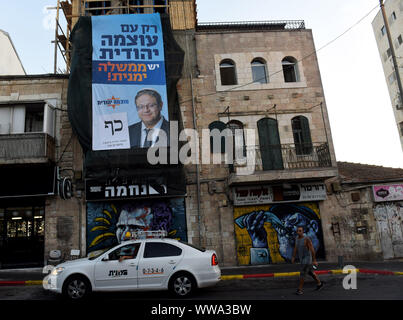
[[0, 280, 43, 287], [221, 269, 403, 280], [0, 269, 402, 286]]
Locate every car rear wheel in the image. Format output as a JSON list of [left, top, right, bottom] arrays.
[[169, 273, 196, 298], [63, 276, 91, 300]]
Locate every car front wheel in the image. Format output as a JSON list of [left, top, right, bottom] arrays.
[[169, 273, 196, 298], [63, 276, 91, 300]]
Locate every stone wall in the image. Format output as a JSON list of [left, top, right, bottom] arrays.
[[320, 180, 383, 262]]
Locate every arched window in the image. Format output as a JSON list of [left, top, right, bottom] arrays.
[[251, 58, 268, 84], [257, 118, 283, 170], [292, 116, 313, 155], [282, 57, 299, 82], [219, 59, 237, 85], [227, 120, 246, 158], [209, 121, 227, 153]]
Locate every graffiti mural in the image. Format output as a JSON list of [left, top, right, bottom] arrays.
[[87, 198, 187, 255], [234, 203, 325, 265]]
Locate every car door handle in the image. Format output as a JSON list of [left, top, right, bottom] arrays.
[[129, 263, 137, 267], [168, 260, 176, 264]]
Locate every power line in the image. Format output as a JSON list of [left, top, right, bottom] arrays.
[[179, 3, 379, 105]]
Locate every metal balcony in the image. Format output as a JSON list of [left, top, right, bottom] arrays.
[[229, 142, 337, 185], [0, 133, 55, 164]]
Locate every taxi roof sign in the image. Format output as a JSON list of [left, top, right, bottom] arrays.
[[125, 230, 168, 240]]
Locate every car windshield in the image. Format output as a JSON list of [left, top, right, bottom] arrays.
[[88, 248, 110, 260], [179, 241, 206, 252]]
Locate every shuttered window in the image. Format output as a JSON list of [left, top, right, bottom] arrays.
[[257, 118, 283, 170]]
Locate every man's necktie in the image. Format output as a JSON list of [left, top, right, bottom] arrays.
[[143, 128, 152, 148]]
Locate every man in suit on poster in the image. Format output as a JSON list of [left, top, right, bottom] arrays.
[[129, 88, 170, 148]]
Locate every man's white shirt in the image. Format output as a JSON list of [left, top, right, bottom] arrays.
[[140, 116, 164, 147]]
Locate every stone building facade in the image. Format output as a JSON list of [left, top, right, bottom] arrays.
[[372, 0, 403, 151], [178, 22, 338, 266], [0, 74, 84, 268], [1, 1, 345, 268]]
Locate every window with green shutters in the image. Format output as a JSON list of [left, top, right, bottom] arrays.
[[257, 118, 283, 170]]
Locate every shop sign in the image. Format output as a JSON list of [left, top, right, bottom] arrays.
[[372, 184, 403, 202], [233, 183, 326, 206], [86, 176, 182, 201]]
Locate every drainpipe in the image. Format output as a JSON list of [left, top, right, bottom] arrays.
[[320, 102, 329, 146], [181, 0, 203, 247], [187, 36, 202, 248]]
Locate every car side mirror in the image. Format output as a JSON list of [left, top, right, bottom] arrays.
[[101, 256, 109, 262]]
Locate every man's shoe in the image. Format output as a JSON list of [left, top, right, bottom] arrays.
[[315, 282, 325, 291], [296, 289, 304, 295]]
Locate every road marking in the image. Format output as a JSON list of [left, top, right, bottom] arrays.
[[273, 272, 300, 277], [25, 280, 43, 286], [221, 275, 243, 280]]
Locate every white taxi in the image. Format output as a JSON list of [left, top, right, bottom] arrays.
[[45, 234, 221, 300]]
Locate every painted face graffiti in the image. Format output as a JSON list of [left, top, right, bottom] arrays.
[[234, 203, 324, 265], [116, 206, 153, 243], [87, 199, 187, 254]]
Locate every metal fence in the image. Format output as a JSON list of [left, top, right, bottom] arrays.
[[197, 20, 305, 32], [231, 142, 331, 174]]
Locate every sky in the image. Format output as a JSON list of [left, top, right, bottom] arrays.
[[0, 0, 402, 168]]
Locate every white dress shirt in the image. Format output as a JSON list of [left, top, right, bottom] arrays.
[[140, 116, 164, 147]]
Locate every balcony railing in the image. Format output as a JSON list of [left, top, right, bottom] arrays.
[[0, 133, 55, 164], [230, 142, 332, 174], [197, 20, 306, 32]]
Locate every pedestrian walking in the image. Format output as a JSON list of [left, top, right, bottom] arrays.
[[291, 226, 324, 295]]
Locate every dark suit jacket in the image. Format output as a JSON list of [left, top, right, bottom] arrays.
[[128, 118, 170, 148]]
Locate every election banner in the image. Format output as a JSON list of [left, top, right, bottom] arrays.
[[92, 14, 169, 151]]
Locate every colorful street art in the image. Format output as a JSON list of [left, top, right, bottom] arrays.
[[87, 198, 187, 254], [234, 203, 325, 265]]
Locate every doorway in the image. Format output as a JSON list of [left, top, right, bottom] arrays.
[[374, 202, 403, 259], [0, 205, 45, 268]]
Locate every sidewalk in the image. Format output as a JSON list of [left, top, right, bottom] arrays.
[[220, 260, 403, 280], [0, 260, 402, 285], [221, 260, 403, 275], [0, 268, 44, 282]]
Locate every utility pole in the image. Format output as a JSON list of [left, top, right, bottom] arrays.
[[380, 0, 403, 106]]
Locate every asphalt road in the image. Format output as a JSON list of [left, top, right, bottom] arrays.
[[0, 274, 402, 300]]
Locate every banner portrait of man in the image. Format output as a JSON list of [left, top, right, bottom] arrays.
[[91, 13, 169, 151], [129, 88, 170, 148]]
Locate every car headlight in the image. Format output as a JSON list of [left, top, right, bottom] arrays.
[[51, 267, 65, 276]]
